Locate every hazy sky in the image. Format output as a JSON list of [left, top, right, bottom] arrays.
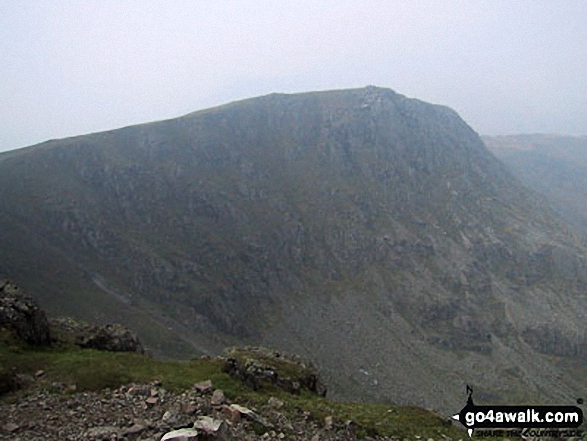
[[1, 1, 586, 152]]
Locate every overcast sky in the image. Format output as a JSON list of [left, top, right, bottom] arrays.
[[1, 1, 586, 152]]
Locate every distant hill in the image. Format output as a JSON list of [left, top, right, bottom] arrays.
[[1, 87, 586, 413], [484, 134, 587, 236]]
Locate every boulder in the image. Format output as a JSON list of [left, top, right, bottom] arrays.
[[222, 347, 327, 396], [211, 389, 226, 405], [194, 379, 213, 393], [80, 323, 144, 353], [0, 280, 51, 345], [50, 317, 144, 353]]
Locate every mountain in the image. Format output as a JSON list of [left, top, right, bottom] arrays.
[[483, 134, 587, 236], [1, 87, 586, 413]]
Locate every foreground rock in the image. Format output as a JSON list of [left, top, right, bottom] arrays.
[[0, 381, 409, 441], [0, 279, 51, 345]]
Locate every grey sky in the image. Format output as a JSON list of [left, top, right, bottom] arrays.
[[1, 0, 586, 153]]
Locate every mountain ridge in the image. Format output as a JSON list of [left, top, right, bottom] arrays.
[[484, 134, 587, 236], [1, 87, 586, 412]]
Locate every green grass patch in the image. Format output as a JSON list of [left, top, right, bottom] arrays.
[[0, 340, 465, 438], [262, 390, 461, 439], [0, 342, 238, 394]]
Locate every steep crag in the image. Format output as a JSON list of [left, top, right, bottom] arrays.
[[1, 87, 586, 412]]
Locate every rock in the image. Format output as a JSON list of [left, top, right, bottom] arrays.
[[0, 280, 51, 345], [193, 415, 226, 432], [85, 425, 119, 439], [35, 369, 45, 378], [324, 415, 335, 430], [161, 428, 200, 440], [268, 397, 284, 409], [193, 416, 230, 440], [211, 389, 226, 405], [13, 373, 35, 389], [194, 379, 213, 393], [181, 402, 198, 415], [229, 404, 273, 428], [161, 410, 186, 427], [222, 405, 241, 424], [50, 317, 145, 353], [2, 422, 19, 433], [81, 323, 144, 353], [122, 423, 146, 436], [222, 347, 327, 397], [127, 385, 151, 397], [50, 381, 66, 391], [145, 397, 158, 406]]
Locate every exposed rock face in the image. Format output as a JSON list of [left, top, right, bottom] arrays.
[[1, 87, 587, 411], [50, 317, 144, 353], [0, 280, 50, 345]]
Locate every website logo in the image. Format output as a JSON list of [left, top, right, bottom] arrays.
[[451, 385, 583, 438]]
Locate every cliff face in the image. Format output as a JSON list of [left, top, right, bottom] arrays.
[[1, 87, 586, 412]]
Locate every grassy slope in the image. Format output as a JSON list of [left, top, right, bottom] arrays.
[[0, 336, 464, 439]]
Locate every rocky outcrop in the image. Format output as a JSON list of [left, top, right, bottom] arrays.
[[80, 323, 144, 353], [0, 280, 51, 345], [50, 317, 144, 353], [222, 347, 327, 396]]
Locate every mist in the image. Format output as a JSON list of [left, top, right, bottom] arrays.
[[1, 0, 586, 152]]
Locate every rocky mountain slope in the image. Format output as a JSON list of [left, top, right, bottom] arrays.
[[484, 134, 587, 236], [1, 87, 586, 413], [1, 283, 462, 440]]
